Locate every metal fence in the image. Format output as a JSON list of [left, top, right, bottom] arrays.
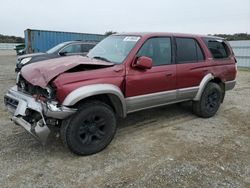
[[229, 40, 250, 68], [0, 43, 21, 50]]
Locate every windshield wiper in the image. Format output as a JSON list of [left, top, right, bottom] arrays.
[[92, 56, 111, 62]]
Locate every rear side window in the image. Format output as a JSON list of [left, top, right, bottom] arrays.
[[176, 38, 204, 63], [203, 38, 229, 59]]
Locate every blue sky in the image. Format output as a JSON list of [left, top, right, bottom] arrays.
[[0, 0, 249, 37]]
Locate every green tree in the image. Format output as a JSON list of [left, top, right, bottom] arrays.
[[0, 34, 24, 43], [104, 31, 117, 36]]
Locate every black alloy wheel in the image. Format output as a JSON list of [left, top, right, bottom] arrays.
[[61, 100, 117, 155], [193, 82, 222, 118], [78, 114, 107, 145]]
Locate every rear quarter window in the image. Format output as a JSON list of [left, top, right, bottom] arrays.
[[203, 38, 230, 59]]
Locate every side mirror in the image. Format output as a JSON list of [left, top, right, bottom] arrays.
[[59, 51, 67, 56], [133, 56, 152, 69]]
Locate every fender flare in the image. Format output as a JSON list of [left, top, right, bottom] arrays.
[[193, 73, 214, 101], [62, 84, 127, 117]]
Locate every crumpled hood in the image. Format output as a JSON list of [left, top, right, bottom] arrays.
[[21, 55, 114, 88]]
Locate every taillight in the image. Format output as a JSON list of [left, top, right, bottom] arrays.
[[234, 57, 238, 72]]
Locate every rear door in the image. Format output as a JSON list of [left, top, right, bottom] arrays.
[[175, 37, 209, 99]]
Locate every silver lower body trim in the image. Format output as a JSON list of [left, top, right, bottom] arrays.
[[126, 90, 176, 113], [126, 86, 199, 113]]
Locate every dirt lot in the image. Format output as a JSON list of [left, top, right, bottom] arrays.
[[0, 50, 249, 188]]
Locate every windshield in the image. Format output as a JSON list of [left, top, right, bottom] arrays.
[[46, 42, 69, 54], [87, 35, 141, 64]]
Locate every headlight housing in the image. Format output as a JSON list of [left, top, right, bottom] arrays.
[[20, 57, 32, 65], [16, 72, 21, 84], [45, 87, 53, 99]]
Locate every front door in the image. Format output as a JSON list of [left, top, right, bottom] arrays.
[[125, 37, 177, 113]]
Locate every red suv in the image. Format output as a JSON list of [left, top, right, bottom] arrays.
[[4, 33, 237, 155]]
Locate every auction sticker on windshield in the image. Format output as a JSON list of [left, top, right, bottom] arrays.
[[123, 36, 140, 42]]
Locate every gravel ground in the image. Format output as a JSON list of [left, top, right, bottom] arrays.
[[0, 50, 250, 188]]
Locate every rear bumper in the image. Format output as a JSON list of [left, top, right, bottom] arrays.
[[225, 80, 236, 91], [4, 86, 76, 144]]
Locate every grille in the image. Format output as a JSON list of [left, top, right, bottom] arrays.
[[4, 96, 19, 109]]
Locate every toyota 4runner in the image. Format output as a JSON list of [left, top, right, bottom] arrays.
[[4, 33, 237, 155]]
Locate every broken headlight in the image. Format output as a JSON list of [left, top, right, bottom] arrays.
[[20, 57, 32, 65]]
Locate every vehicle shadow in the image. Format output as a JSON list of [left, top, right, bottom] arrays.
[[1, 102, 196, 158], [118, 101, 195, 130]]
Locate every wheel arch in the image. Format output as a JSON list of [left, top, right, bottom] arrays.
[[62, 84, 126, 118], [193, 73, 226, 101]]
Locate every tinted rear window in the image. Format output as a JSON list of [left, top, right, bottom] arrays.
[[176, 38, 204, 63], [203, 38, 229, 59]]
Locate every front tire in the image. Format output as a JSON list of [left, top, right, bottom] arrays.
[[60, 101, 117, 155], [193, 82, 222, 118]]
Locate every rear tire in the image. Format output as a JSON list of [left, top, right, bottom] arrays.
[[193, 82, 222, 118], [60, 100, 117, 155]]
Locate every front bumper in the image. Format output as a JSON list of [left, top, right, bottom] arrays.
[[4, 86, 76, 144]]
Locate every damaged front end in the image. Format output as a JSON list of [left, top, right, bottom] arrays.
[[4, 83, 76, 144], [4, 56, 115, 144]]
